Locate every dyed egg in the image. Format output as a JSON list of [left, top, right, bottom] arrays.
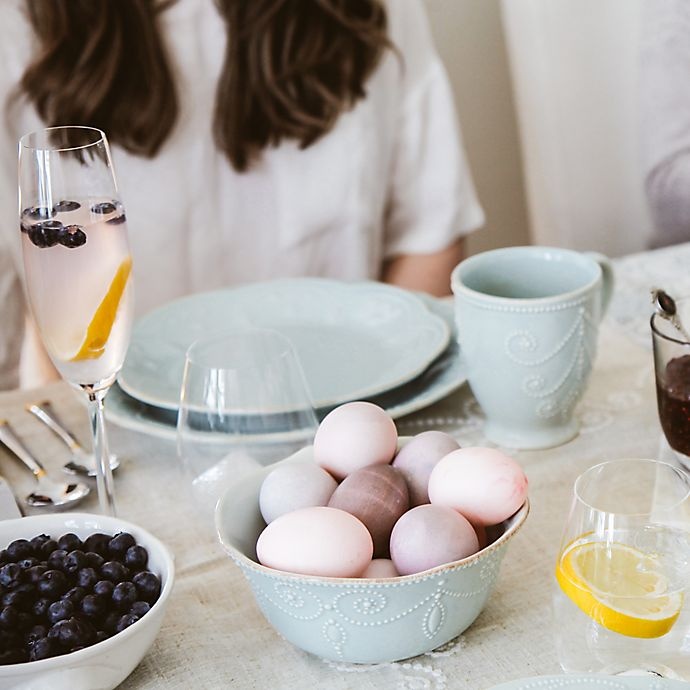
[[390, 504, 479, 575], [428, 447, 528, 526], [256, 506, 373, 577], [361, 558, 399, 579], [392, 431, 460, 506], [328, 464, 409, 558], [313, 402, 398, 480], [259, 462, 337, 524]]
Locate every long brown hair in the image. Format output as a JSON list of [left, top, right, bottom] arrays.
[[19, 0, 389, 172]]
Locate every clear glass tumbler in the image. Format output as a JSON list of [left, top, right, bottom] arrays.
[[554, 458, 690, 679], [176, 329, 319, 522]]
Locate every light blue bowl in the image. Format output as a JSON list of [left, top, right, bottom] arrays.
[[215, 446, 529, 664]]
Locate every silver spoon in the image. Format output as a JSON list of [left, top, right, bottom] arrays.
[[0, 420, 90, 509], [26, 401, 119, 478], [652, 288, 690, 342]]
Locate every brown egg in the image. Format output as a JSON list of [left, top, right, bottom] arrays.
[[328, 464, 409, 558]]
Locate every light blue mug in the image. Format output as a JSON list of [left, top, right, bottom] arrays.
[[451, 246, 614, 450]]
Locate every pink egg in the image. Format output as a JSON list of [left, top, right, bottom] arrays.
[[428, 447, 528, 526], [256, 506, 373, 577], [328, 464, 409, 558], [361, 558, 399, 579], [313, 402, 398, 480], [390, 504, 479, 575], [259, 462, 337, 523], [392, 431, 460, 506]]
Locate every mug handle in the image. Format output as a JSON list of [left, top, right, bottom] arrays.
[[585, 251, 614, 318]]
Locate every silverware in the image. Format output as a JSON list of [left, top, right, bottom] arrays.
[[0, 419, 90, 509], [26, 401, 119, 478], [0, 475, 21, 519]]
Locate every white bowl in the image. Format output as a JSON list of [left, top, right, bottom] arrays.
[[216, 445, 529, 664], [0, 513, 174, 690]]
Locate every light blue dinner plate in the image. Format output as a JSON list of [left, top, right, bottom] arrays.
[[119, 279, 451, 412], [106, 296, 468, 441], [488, 675, 688, 690]]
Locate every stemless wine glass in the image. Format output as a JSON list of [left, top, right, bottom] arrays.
[[177, 329, 319, 523], [18, 126, 134, 516], [554, 458, 690, 679]]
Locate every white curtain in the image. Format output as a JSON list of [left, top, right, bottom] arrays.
[[501, 0, 653, 257]]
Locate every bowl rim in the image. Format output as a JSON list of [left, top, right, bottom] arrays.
[[0, 512, 175, 676], [217, 485, 530, 585]]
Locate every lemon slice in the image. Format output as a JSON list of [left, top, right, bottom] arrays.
[[555, 540, 683, 638], [70, 257, 132, 361]]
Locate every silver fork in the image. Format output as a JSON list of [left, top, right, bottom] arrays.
[[26, 401, 120, 478]]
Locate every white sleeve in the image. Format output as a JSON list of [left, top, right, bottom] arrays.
[[384, 0, 484, 258], [640, 0, 690, 247]]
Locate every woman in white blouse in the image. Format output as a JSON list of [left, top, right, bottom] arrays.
[[0, 0, 483, 389]]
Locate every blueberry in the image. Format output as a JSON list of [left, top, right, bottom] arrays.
[[32, 597, 51, 618], [37, 570, 68, 599], [102, 610, 120, 633], [0, 563, 23, 588], [0, 647, 28, 664], [108, 532, 136, 559], [93, 580, 114, 598], [0, 549, 8, 565], [53, 199, 81, 213], [132, 571, 161, 603], [90, 201, 117, 215], [28, 220, 62, 248], [23, 205, 54, 221], [39, 539, 59, 559], [84, 551, 105, 569], [58, 224, 87, 248], [62, 586, 86, 604], [29, 636, 56, 661], [29, 533, 51, 552], [47, 549, 68, 570], [83, 533, 111, 556], [80, 593, 106, 619], [57, 533, 82, 552], [48, 617, 92, 648], [25, 623, 49, 644], [26, 564, 48, 583], [18, 557, 39, 570], [7, 539, 33, 561], [63, 550, 85, 574], [95, 630, 110, 643], [112, 581, 137, 611], [124, 545, 148, 571], [100, 561, 129, 583], [129, 600, 150, 617], [106, 212, 126, 225], [47, 599, 74, 625], [0, 605, 18, 629], [2, 589, 29, 610], [115, 613, 139, 633], [76, 566, 98, 590]]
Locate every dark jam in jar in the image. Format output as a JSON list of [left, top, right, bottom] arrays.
[[656, 354, 690, 456]]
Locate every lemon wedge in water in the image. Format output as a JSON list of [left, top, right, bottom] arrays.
[[555, 540, 682, 639], [70, 257, 132, 361]]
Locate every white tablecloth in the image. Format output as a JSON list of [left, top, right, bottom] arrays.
[[0, 243, 686, 689]]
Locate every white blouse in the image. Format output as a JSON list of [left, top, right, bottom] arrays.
[[0, 0, 483, 389]]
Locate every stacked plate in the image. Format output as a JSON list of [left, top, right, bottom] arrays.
[[108, 278, 468, 440]]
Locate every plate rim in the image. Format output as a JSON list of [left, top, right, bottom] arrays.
[[118, 278, 451, 411]]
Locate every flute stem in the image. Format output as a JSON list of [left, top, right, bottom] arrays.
[[85, 387, 116, 516]]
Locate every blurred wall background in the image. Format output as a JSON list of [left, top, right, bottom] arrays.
[[429, 0, 654, 258]]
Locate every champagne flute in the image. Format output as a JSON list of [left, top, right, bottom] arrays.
[[18, 126, 134, 516]]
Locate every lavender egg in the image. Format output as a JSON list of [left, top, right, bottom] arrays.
[[361, 558, 399, 579], [259, 463, 337, 524], [390, 504, 479, 575], [328, 464, 409, 558], [392, 431, 460, 506]]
